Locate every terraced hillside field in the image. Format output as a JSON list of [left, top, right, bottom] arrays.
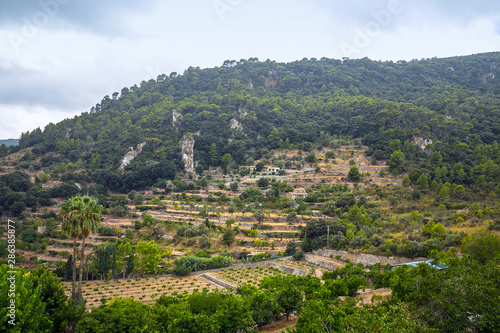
[[62, 275, 218, 308], [207, 266, 291, 288]]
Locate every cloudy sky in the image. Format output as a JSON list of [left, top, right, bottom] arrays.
[[1, 0, 500, 139]]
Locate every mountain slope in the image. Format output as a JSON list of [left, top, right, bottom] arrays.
[[11, 52, 500, 192]]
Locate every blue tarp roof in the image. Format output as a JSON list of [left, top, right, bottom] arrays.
[[391, 260, 448, 270]]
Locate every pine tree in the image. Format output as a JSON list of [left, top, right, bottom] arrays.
[[210, 143, 218, 166]]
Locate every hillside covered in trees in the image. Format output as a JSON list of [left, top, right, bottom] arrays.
[[1, 53, 500, 332], [9, 52, 500, 193]]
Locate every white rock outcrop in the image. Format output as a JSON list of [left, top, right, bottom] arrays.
[[229, 118, 243, 131], [238, 106, 248, 117], [118, 142, 146, 171], [172, 109, 182, 124], [412, 137, 432, 151], [181, 133, 195, 173]]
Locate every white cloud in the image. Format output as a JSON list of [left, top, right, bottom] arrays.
[[337, 16, 500, 61], [0, 104, 73, 139], [0, 0, 500, 139]]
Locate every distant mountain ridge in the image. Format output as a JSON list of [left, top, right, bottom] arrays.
[[0, 139, 18, 147]]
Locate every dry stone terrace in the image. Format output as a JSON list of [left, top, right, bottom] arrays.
[[61, 253, 393, 310], [2, 147, 403, 317], [4, 145, 403, 304], [312, 249, 428, 266], [206, 266, 287, 289], [62, 274, 218, 308]]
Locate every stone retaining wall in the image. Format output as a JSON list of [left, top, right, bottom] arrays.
[[200, 258, 306, 290], [201, 273, 236, 290], [232, 256, 293, 269], [313, 249, 428, 266], [304, 254, 343, 271], [270, 263, 307, 276], [190, 256, 295, 277]]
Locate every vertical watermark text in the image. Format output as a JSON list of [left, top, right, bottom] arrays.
[[6, 219, 17, 326]]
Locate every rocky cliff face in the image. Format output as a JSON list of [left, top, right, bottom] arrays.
[[238, 106, 248, 117], [413, 137, 432, 151], [118, 141, 146, 171], [482, 71, 496, 84], [229, 118, 243, 131], [181, 133, 195, 173], [172, 109, 182, 124]]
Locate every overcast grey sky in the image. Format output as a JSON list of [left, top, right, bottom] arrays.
[[1, 0, 499, 139]]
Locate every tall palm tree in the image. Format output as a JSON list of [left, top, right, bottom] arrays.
[[60, 197, 82, 305], [76, 195, 103, 305], [61, 195, 103, 307]]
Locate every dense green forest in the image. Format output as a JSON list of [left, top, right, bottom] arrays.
[[8, 52, 500, 192]]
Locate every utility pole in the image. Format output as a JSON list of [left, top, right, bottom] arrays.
[[327, 225, 330, 249]]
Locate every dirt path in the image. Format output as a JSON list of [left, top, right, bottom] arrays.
[[259, 316, 297, 333], [359, 288, 392, 304], [313, 268, 324, 278]]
